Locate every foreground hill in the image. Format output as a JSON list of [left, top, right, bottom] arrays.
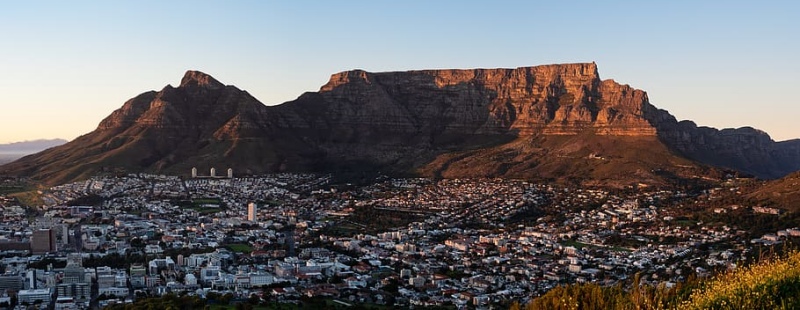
[[520, 251, 800, 310], [1, 63, 799, 186]]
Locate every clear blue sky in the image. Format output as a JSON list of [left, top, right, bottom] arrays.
[[1, 1, 798, 143]]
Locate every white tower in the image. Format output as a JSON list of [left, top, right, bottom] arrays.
[[227, 168, 233, 178], [210, 167, 216, 177], [247, 202, 257, 222], [191, 167, 197, 178]]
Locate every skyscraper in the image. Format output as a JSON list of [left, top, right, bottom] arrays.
[[227, 168, 233, 178], [191, 167, 198, 178], [247, 202, 257, 222], [31, 229, 56, 254], [210, 167, 216, 177]]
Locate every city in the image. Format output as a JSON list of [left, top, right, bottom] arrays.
[[0, 173, 795, 309]]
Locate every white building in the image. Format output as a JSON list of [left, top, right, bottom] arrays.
[[185, 273, 198, 286], [201, 266, 221, 283], [18, 288, 52, 304], [99, 286, 129, 298], [249, 272, 274, 287]]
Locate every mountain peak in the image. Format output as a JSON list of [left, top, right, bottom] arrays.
[[180, 70, 224, 89], [3, 62, 800, 187]]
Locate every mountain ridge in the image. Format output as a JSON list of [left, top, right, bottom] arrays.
[[1, 63, 798, 186]]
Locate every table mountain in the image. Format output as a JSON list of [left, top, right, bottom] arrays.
[[2, 63, 799, 187]]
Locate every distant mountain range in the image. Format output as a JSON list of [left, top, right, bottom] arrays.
[[1, 63, 799, 187], [0, 139, 67, 154], [0, 139, 67, 165]]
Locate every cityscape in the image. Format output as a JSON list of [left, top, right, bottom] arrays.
[[2, 2, 800, 309], [0, 171, 796, 309]]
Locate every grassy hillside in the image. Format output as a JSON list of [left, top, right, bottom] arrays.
[[516, 251, 800, 310], [749, 171, 800, 212]]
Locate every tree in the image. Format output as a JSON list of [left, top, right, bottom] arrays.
[[248, 293, 261, 305], [130, 238, 146, 249], [220, 293, 234, 305]]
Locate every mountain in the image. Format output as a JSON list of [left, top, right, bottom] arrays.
[[0, 139, 67, 154], [1, 63, 798, 187], [0, 139, 67, 165]]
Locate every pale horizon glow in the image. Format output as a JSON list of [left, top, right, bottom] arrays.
[[1, 1, 798, 144]]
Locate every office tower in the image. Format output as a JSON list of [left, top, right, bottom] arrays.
[[31, 229, 56, 254], [247, 202, 257, 222]]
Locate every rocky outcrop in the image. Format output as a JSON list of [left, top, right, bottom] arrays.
[[1, 64, 799, 186]]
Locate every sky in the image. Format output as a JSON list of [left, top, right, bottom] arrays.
[[1, 1, 798, 143]]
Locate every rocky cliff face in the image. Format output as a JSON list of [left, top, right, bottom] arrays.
[[2, 64, 798, 186], [306, 63, 657, 137]]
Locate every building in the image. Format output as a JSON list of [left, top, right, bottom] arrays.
[[56, 283, 90, 301], [227, 168, 233, 178], [31, 229, 57, 254], [185, 273, 198, 286], [249, 272, 274, 287], [200, 265, 221, 284], [130, 264, 146, 288], [98, 286, 128, 298], [27, 270, 36, 289], [66, 253, 83, 267], [114, 271, 128, 288], [18, 288, 51, 304], [62, 264, 86, 284], [96, 267, 115, 289], [0, 274, 23, 291], [191, 167, 198, 178], [210, 168, 216, 177], [148, 257, 175, 275], [247, 202, 257, 222]]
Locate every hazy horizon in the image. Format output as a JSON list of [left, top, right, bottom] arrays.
[[2, 1, 798, 143]]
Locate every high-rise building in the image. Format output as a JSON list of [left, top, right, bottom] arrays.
[[73, 225, 82, 251], [227, 168, 233, 178], [61, 225, 70, 246], [247, 202, 257, 222], [191, 167, 198, 178], [31, 229, 56, 254], [27, 270, 36, 289], [210, 167, 216, 177]]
